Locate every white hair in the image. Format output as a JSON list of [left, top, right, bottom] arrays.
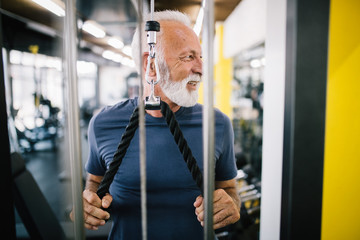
[[131, 10, 192, 73]]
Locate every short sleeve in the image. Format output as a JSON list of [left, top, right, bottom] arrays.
[[85, 114, 107, 176], [215, 114, 237, 181]]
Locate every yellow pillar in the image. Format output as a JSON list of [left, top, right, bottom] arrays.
[[198, 23, 233, 119], [214, 23, 233, 118], [322, 0, 360, 239]]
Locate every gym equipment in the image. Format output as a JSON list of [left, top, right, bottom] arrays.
[[11, 152, 66, 240], [15, 96, 60, 152], [96, 100, 204, 199], [96, 1, 216, 239], [144, 0, 161, 110]]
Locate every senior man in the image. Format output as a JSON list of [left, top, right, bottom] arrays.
[[72, 10, 240, 239]]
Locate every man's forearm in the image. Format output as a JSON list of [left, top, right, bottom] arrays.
[[85, 174, 103, 193]]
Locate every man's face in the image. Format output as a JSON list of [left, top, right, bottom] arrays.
[[157, 21, 203, 107]]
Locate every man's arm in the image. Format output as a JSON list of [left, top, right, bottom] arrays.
[[85, 174, 103, 192], [194, 178, 241, 229], [70, 173, 112, 230]]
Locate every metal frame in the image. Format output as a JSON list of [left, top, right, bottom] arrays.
[[281, 0, 329, 239], [136, 1, 147, 239], [0, 7, 16, 237], [64, 0, 85, 239], [63, 0, 216, 239], [202, 0, 215, 239]]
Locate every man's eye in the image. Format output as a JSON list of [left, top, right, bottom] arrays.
[[181, 55, 194, 61]]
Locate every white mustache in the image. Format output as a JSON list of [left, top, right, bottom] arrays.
[[185, 74, 202, 85]]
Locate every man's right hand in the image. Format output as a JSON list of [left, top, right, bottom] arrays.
[[70, 189, 112, 230]]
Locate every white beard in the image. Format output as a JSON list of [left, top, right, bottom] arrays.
[[159, 62, 202, 108], [160, 74, 201, 107]]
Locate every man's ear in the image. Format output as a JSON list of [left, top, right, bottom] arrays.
[[142, 53, 157, 77]]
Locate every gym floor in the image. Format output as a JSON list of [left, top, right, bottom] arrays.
[[14, 126, 112, 239]]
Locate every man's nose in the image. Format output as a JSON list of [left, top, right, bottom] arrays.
[[192, 57, 203, 76]]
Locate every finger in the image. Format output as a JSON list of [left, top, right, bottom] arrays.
[[213, 204, 224, 216], [84, 222, 99, 230], [213, 215, 234, 230], [194, 201, 204, 216], [213, 189, 226, 203], [213, 208, 229, 224], [213, 198, 232, 215], [213, 208, 240, 229], [213, 190, 235, 214], [196, 209, 204, 222], [102, 193, 113, 209], [69, 209, 74, 221], [84, 212, 106, 227], [83, 189, 102, 208], [193, 195, 203, 208], [84, 199, 110, 220]]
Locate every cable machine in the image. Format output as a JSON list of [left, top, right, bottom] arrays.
[[65, 0, 215, 239]]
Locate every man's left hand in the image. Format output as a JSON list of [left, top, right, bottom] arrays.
[[193, 189, 240, 229]]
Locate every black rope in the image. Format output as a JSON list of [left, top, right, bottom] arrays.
[[96, 101, 204, 200], [160, 101, 204, 194], [97, 106, 141, 199]]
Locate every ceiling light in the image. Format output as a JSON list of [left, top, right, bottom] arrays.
[[108, 37, 124, 49], [102, 50, 123, 63], [102, 50, 116, 60], [121, 58, 135, 68], [102, 50, 134, 67], [32, 0, 65, 17], [250, 59, 261, 68], [9, 50, 22, 65], [122, 45, 132, 57], [82, 20, 106, 38]]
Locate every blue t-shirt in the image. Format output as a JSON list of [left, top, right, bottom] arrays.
[[86, 98, 237, 240]]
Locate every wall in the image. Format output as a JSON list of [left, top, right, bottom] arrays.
[[259, 0, 286, 239], [223, 0, 266, 58], [322, 0, 360, 239], [214, 23, 232, 118]]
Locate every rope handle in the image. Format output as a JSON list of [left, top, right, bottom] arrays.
[[96, 106, 141, 199], [96, 101, 204, 200], [160, 101, 204, 194]]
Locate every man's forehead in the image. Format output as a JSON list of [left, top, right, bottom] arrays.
[[160, 21, 194, 36], [160, 22, 199, 43]]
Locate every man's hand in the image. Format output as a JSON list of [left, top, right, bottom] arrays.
[[193, 189, 240, 229], [70, 189, 112, 230]]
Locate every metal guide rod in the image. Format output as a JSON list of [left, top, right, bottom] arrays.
[[144, 0, 160, 109], [64, 0, 85, 239], [137, 0, 147, 239], [150, 0, 154, 20], [202, 0, 215, 239]]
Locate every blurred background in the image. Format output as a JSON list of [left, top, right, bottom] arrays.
[[1, 0, 359, 239], [2, 0, 263, 239]]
